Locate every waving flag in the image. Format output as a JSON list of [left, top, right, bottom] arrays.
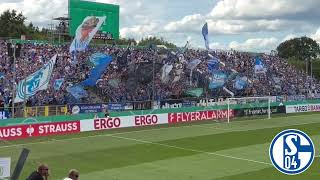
[[14, 55, 57, 103], [187, 59, 201, 70], [234, 76, 248, 90], [70, 16, 106, 53], [53, 78, 64, 90], [202, 22, 210, 50], [208, 57, 220, 73], [209, 71, 227, 89], [161, 63, 173, 83], [254, 57, 267, 74], [67, 85, 88, 99], [186, 88, 203, 97], [82, 54, 112, 87]]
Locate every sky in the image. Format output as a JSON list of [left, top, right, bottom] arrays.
[[0, 0, 320, 52]]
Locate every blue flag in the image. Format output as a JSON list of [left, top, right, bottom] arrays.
[[0, 72, 5, 79], [208, 57, 220, 73], [82, 54, 113, 87], [67, 85, 88, 99], [187, 59, 201, 70], [54, 78, 64, 90], [209, 70, 227, 89], [202, 22, 210, 50], [234, 76, 248, 90], [254, 57, 267, 74]]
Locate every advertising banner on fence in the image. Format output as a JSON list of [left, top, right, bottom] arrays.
[[69, 104, 107, 114], [0, 121, 80, 140], [168, 109, 233, 124], [80, 114, 168, 132], [286, 103, 320, 114], [234, 106, 285, 117]]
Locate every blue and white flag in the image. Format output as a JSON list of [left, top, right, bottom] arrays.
[[202, 22, 210, 50], [187, 59, 201, 70], [254, 57, 267, 74], [208, 57, 220, 73], [209, 70, 227, 89], [69, 16, 106, 53], [53, 78, 64, 90], [14, 55, 57, 103], [67, 85, 88, 99], [0, 72, 5, 79], [234, 76, 248, 90], [82, 54, 112, 87]]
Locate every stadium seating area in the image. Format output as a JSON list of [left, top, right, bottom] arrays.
[[0, 40, 319, 106]]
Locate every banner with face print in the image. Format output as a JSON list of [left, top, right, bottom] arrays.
[[69, 16, 106, 53]]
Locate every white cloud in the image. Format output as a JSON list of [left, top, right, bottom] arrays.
[[209, 0, 320, 20], [209, 42, 228, 50], [164, 14, 204, 32], [120, 23, 158, 38], [282, 34, 299, 42], [311, 28, 320, 43], [229, 37, 279, 52]]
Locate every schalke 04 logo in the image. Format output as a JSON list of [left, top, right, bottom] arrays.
[[269, 129, 315, 175]]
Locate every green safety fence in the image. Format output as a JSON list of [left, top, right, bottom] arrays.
[[1, 99, 320, 127]]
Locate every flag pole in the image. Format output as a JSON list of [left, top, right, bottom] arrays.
[[23, 79, 27, 117], [12, 41, 16, 118]]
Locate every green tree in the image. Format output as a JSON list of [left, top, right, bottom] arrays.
[[0, 9, 28, 38], [277, 37, 320, 61], [138, 36, 177, 48]]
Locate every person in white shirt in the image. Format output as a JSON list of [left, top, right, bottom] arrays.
[[63, 169, 79, 180]]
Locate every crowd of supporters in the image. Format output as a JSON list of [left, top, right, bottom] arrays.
[[0, 40, 319, 107]]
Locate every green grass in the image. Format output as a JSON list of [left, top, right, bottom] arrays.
[[0, 113, 319, 180]]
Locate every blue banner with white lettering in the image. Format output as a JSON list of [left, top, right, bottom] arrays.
[[69, 103, 107, 114], [209, 71, 227, 89]]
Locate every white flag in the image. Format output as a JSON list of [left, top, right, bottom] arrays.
[[14, 55, 57, 103], [70, 16, 106, 53]]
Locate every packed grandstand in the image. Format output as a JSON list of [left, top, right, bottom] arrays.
[[0, 39, 319, 109]]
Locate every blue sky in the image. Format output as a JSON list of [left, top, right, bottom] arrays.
[[0, 0, 320, 52]]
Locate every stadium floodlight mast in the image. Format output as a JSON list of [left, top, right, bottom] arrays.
[[227, 96, 271, 123]]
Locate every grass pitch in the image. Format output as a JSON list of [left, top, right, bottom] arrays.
[[0, 113, 319, 180]]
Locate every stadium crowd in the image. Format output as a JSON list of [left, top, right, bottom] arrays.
[[0, 39, 319, 107]]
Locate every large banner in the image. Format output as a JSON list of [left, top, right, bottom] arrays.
[[14, 55, 56, 103], [70, 16, 106, 53], [80, 114, 168, 132], [168, 109, 234, 124], [286, 104, 320, 114], [0, 121, 80, 140]]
